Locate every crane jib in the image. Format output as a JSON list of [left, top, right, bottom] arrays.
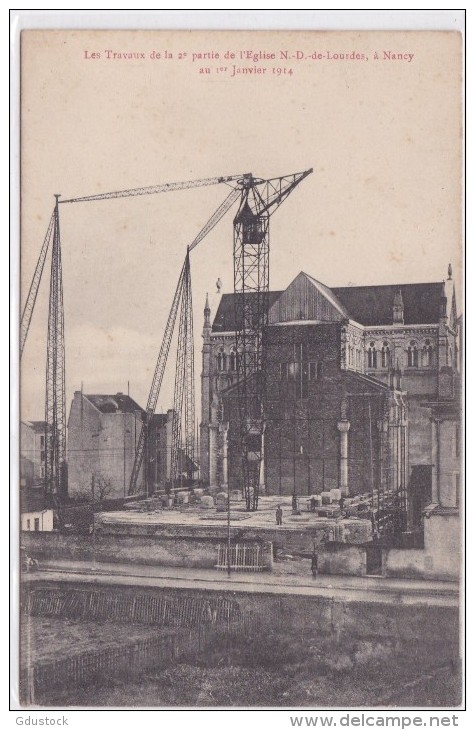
[[58, 173, 251, 204]]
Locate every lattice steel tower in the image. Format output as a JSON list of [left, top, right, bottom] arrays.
[[233, 170, 312, 510], [44, 196, 66, 497]]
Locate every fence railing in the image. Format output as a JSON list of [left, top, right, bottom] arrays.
[[215, 543, 266, 572], [20, 587, 261, 705], [24, 587, 243, 626]]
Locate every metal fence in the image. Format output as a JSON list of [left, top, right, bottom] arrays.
[[24, 587, 243, 626], [215, 543, 267, 572]]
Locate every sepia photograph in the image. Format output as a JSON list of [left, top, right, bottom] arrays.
[[16, 19, 463, 711]]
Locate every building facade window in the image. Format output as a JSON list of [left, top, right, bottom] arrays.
[[230, 350, 236, 371], [368, 342, 377, 368], [309, 362, 323, 380], [407, 341, 418, 368], [381, 342, 390, 368], [34, 518, 40, 531], [27, 519, 30, 531], [422, 340, 433, 367], [217, 350, 227, 371]]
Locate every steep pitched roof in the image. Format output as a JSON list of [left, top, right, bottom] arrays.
[[269, 271, 349, 324], [212, 279, 445, 331], [304, 273, 350, 318], [85, 393, 144, 414], [212, 291, 284, 332], [330, 282, 444, 326]]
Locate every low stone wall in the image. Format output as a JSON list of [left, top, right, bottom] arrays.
[[385, 513, 461, 582], [318, 543, 366, 576], [22, 514, 460, 581], [21, 531, 273, 571]]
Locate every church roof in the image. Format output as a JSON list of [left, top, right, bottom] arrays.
[[331, 282, 444, 326], [212, 291, 284, 332], [211, 278, 446, 330]]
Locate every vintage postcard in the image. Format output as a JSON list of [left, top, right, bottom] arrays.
[[17, 26, 463, 710]]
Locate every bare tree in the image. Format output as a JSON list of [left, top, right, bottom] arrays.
[[73, 473, 113, 508], [90, 472, 113, 509]]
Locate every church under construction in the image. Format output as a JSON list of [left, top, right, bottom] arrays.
[[200, 267, 461, 530]]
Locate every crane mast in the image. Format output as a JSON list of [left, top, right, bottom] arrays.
[[44, 196, 66, 497], [233, 169, 313, 510], [170, 249, 194, 486]]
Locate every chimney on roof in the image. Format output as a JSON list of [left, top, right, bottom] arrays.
[[392, 289, 404, 324]]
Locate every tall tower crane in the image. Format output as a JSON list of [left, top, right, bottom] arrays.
[[128, 183, 245, 494], [22, 174, 248, 498], [233, 170, 313, 510]]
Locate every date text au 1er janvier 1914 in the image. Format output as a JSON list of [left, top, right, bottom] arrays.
[[83, 49, 415, 64]]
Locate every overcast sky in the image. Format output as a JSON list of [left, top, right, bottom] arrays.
[[20, 30, 462, 423]]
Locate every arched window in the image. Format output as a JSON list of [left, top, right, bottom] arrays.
[[367, 342, 377, 369], [422, 339, 433, 367], [217, 350, 226, 371], [407, 340, 418, 368], [230, 350, 236, 371], [381, 342, 390, 368], [222, 352, 227, 371]]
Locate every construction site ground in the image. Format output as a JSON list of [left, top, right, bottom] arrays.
[[98, 493, 371, 534]]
